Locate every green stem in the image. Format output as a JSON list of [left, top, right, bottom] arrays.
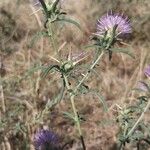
[[74, 51, 104, 93], [63, 74, 86, 149], [63, 50, 104, 150], [126, 99, 150, 138], [47, 22, 60, 58], [118, 142, 124, 150]]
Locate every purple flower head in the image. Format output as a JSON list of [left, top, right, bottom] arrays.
[[144, 65, 150, 77], [34, 129, 60, 150], [95, 12, 132, 39]]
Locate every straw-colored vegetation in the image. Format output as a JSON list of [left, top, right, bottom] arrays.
[[0, 0, 150, 149]]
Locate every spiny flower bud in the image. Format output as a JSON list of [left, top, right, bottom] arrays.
[[61, 61, 74, 73]]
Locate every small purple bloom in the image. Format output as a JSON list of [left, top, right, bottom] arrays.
[[144, 66, 150, 77], [31, 0, 41, 7], [34, 129, 60, 150], [71, 51, 88, 61], [96, 12, 132, 38], [137, 81, 149, 92]]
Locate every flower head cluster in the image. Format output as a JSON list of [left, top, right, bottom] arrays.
[[96, 12, 132, 39], [34, 129, 60, 150]]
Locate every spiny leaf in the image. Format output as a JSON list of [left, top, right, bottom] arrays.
[[80, 83, 89, 94], [21, 65, 45, 81], [41, 65, 60, 78], [20, 64, 59, 82], [45, 79, 65, 108], [63, 111, 75, 121], [110, 48, 135, 58], [28, 31, 48, 48], [76, 85, 108, 112], [57, 17, 81, 30], [51, 0, 60, 12], [38, 0, 48, 14], [90, 90, 108, 112], [84, 44, 100, 50], [35, 80, 66, 122]]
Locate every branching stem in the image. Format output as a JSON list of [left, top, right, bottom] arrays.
[[74, 51, 104, 93], [63, 74, 86, 149], [63, 50, 104, 150]]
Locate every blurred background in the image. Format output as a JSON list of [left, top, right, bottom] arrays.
[[0, 0, 150, 149]]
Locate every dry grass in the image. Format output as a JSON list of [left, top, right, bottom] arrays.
[[0, 0, 150, 149]]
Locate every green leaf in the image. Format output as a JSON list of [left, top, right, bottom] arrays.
[[45, 80, 65, 109], [110, 48, 135, 58], [41, 65, 60, 78], [28, 31, 48, 48], [63, 111, 75, 121], [20, 65, 45, 81], [20, 64, 59, 82], [84, 44, 100, 50], [77, 83, 89, 94], [76, 85, 107, 112], [57, 17, 81, 30], [38, 0, 48, 14], [90, 90, 108, 112], [51, 0, 60, 12]]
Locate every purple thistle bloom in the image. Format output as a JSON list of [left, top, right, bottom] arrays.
[[96, 12, 132, 38], [144, 65, 150, 77], [34, 129, 60, 150]]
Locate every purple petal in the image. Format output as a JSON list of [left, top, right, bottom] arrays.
[[137, 81, 149, 92], [34, 129, 59, 150], [144, 65, 150, 77], [96, 12, 132, 38]]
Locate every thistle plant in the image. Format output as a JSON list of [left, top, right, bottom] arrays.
[[0, 0, 134, 148], [1, 0, 150, 149], [30, 3, 131, 150], [116, 66, 150, 150]]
